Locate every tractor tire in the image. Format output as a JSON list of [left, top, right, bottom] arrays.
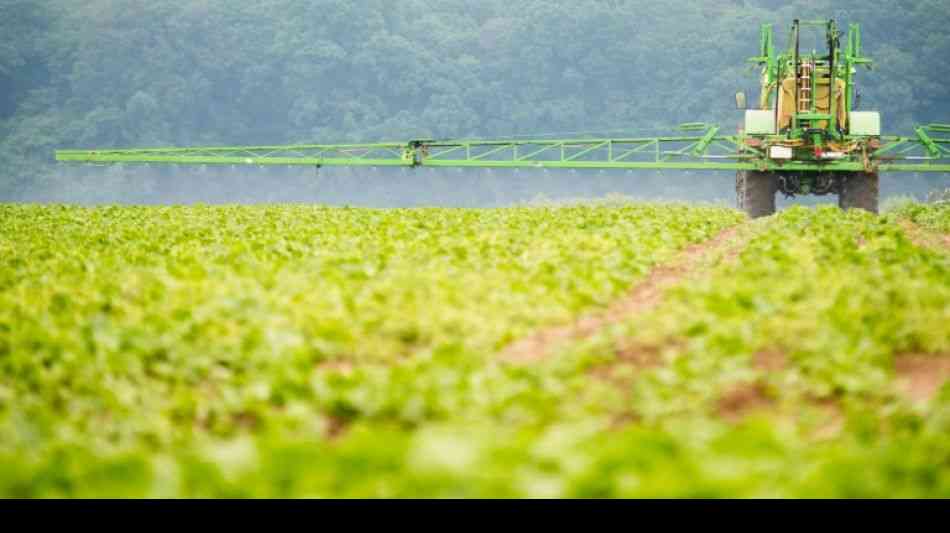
[[736, 170, 777, 218], [838, 172, 879, 214]]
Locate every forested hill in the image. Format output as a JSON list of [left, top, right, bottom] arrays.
[[2, 0, 949, 203]]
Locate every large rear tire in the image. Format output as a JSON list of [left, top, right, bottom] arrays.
[[736, 170, 777, 218], [838, 172, 879, 214]]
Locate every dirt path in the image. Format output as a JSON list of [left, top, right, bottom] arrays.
[[895, 354, 950, 404], [899, 220, 950, 251], [500, 223, 751, 364]]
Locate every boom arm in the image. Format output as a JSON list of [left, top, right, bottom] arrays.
[[56, 125, 751, 171], [56, 124, 950, 173]]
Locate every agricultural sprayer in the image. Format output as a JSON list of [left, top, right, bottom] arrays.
[[56, 19, 950, 217]]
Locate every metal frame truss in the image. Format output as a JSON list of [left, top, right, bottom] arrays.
[[55, 124, 950, 174]]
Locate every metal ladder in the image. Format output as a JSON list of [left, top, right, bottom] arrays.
[[798, 61, 813, 113]]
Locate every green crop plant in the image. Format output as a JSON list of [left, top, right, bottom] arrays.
[[1, 204, 948, 497], [887, 201, 950, 233], [547, 206, 950, 497], [0, 203, 739, 497]]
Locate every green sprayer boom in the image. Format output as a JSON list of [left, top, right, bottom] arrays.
[[55, 19, 950, 217], [54, 127, 950, 173]]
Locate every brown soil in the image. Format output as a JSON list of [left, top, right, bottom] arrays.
[[715, 381, 775, 422], [894, 354, 950, 403], [325, 415, 351, 440], [589, 342, 672, 386], [713, 383, 845, 440], [803, 395, 845, 441], [316, 360, 355, 376], [500, 225, 747, 364], [899, 220, 950, 251], [614, 342, 672, 368], [234, 411, 260, 430], [753, 350, 788, 373]]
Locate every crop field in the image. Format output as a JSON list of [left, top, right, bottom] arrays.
[[1, 202, 949, 498]]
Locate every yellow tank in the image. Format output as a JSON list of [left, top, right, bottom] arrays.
[[774, 75, 847, 130]]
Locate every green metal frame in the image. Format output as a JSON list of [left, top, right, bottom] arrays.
[[55, 124, 950, 173], [749, 19, 871, 140], [54, 19, 950, 177]]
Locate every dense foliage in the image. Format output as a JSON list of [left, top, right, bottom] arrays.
[[0, 203, 740, 497], [2, 0, 949, 202], [889, 200, 950, 233], [1, 203, 949, 497]]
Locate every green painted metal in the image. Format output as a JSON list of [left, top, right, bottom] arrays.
[[54, 128, 950, 173], [54, 18, 950, 179], [750, 19, 876, 142], [915, 127, 941, 158]]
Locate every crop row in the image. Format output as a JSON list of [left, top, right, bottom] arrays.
[[2, 204, 946, 497], [545, 206, 950, 497], [888, 201, 950, 233], [0, 203, 741, 497]]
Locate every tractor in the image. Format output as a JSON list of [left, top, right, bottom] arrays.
[[56, 19, 950, 217], [737, 19, 923, 217]]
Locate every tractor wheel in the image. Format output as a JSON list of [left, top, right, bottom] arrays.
[[838, 172, 879, 214], [736, 170, 777, 218]]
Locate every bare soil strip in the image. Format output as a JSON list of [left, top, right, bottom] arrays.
[[889, 219, 950, 403], [899, 220, 950, 251], [500, 224, 750, 364], [753, 350, 789, 372], [715, 382, 776, 423], [895, 354, 950, 403]]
